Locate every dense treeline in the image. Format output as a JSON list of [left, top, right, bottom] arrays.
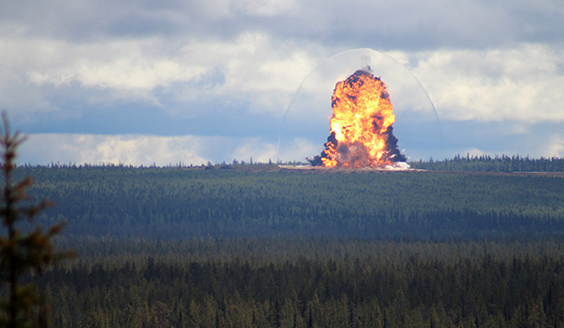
[[409, 154, 564, 172], [39, 237, 564, 327], [9, 163, 564, 327], [12, 164, 564, 239]]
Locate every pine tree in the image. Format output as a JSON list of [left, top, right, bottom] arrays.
[[0, 113, 73, 327]]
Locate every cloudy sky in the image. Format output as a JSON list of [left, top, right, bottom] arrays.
[[1, 0, 563, 166]]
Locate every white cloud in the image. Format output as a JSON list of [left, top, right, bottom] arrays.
[[410, 43, 564, 123], [2, 0, 564, 164], [462, 148, 489, 158], [232, 0, 298, 16], [18, 133, 282, 166], [276, 137, 324, 163], [18, 134, 207, 166], [0, 32, 322, 120], [229, 138, 278, 163], [16, 37, 206, 91], [546, 135, 564, 158]]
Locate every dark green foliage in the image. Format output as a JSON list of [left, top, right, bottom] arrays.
[[410, 154, 564, 172], [37, 237, 564, 327], [0, 115, 72, 328], [13, 165, 564, 239], [10, 160, 564, 326]]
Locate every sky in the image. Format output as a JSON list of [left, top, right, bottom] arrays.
[[1, 0, 563, 166]]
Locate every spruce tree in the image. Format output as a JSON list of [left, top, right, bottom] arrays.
[[0, 113, 73, 327]]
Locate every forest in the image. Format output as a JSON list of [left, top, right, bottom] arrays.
[[7, 156, 564, 327], [39, 237, 564, 327], [16, 161, 564, 239], [409, 154, 564, 172]]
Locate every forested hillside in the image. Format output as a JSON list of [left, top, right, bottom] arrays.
[[10, 163, 564, 327], [12, 164, 564, 239], [409, 154, 564, 172], [40, 237, 564, 327]]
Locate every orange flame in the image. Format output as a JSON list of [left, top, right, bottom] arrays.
[[309, 69, 406, 168]]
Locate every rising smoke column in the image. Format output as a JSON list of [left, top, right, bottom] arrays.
[[308, 69, 406, 168]]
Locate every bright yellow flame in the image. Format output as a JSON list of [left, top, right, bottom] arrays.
[[320, 70, 402, 168]]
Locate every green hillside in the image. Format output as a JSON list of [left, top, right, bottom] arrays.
[[15, 164, 564, 239], [9, 163, 564, 327]]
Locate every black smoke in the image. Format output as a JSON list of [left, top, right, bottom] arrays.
[[307, 132, 338, 166]]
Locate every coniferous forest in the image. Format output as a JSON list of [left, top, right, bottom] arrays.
[[10, 157, 564, 327]]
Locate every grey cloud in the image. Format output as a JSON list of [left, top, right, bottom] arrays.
[[2, 0, 563, 165], [2, 0, 196, 40], [2, 0, 563, 50], [18, 133, 280, 166], [439, 120, 564, 158]]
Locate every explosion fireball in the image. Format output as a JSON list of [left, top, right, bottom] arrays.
[[308, 69, 407, 168]]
